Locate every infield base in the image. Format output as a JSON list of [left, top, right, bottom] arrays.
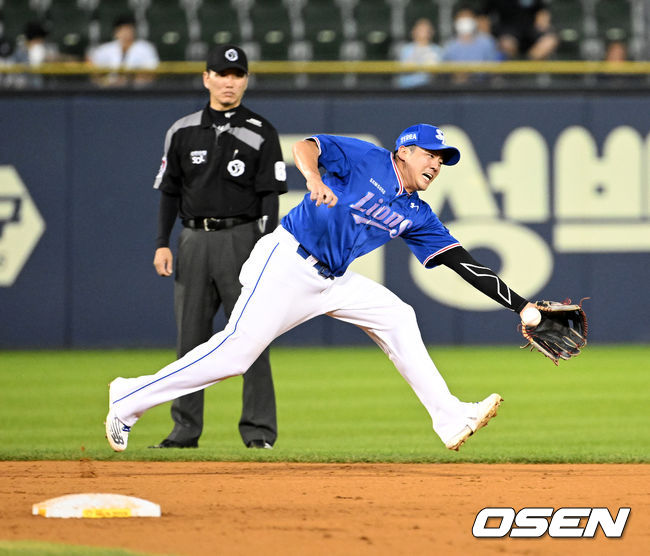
[[32, 493, 161, 518]]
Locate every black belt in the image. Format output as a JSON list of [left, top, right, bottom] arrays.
[[182, 217, 253, 231], [296, 244, 335, 280]]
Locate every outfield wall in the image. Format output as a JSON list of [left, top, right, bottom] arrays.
[[1, 91, 649, 348]]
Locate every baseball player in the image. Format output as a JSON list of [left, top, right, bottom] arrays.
[[106, 124, 541, 453]]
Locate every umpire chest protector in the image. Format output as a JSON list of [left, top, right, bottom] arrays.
[[155, 104, 281, 219]]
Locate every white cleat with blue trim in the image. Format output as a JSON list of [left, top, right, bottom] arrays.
[[105, 379, 131, 452]]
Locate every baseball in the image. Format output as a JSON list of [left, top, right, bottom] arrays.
[[521, 306, 541, 327]]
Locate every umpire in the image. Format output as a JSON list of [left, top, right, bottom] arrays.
[[151, 44, 286, 449]]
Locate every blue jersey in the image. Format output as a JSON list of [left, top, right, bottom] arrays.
[[282, 135, 460, 276]]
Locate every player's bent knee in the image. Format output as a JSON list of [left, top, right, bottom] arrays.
[[224, 333, 270, 376], [396, 302, 418, 326]]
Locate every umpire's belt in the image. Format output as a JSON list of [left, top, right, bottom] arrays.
[[296, 244, 335, 280], [182, 217, 252, 231]]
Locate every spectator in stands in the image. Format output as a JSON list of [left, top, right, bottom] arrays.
[[442, 7, 502, 63], [13, 21, 57, 66], [87, 14, 159, 87], [0, 38, 12, 61], [604, 40, 627, 63], [397, 18, 442, 89], [11, 21, 59, 88], [599, 40, 629, 85], [478, 0, 558, 60]]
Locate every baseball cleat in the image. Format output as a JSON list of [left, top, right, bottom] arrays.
[[444, 393, 503, 451], [105, 378, 131, 452], [105, 408, 131, 452]]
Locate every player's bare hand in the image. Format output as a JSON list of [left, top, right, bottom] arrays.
[[153, 247, 173, 276], [308, 181, 338, 208]]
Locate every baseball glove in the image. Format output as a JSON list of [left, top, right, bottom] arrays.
[[520, 299, 588, 365]]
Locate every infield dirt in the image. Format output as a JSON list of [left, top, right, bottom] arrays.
[[1, 461, 648, 555]]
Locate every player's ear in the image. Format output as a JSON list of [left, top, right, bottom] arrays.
[[202, 70, 211, 89], [395, 145, 408, 161]]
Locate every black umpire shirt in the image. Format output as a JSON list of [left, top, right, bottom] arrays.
[[154, 103, 287, 247]]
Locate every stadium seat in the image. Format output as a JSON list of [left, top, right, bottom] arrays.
[[93, 0, 137, 43], [0, 0, 47, 43], [146, 0, 190, 60], [196, 0, 243, 49], [404, 0, 438, 38], [299, 0, 345, 60], [596, 0, 632, 42], [386, 0, 409, 42], [627, 0, 649, 59], [353, 0, 392, 60], [248, 0, 292, 60], [46, 0, 95, 58], [550, 0, 585, 59]]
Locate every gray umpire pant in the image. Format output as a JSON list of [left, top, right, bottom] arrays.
[[166, 221, 277, 446]]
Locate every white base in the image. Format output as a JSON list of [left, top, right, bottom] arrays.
[[32, 493, 161, 518]]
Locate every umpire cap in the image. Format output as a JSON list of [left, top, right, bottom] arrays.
[[395, 124, 461, 166], [206, 44, 248, 74]]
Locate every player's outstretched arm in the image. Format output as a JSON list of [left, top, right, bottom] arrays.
[[434, 246, 587, 364], [433, 245, 529, 314], [292, 139, 338, 208]]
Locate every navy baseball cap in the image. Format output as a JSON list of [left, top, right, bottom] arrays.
[[395, 124, 461, 165], [206, 44, 248, 74]]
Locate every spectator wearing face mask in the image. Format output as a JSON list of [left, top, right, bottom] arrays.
[[442, 7, 502, 62], [11, 21, 59, 88], [13, 22, 57, 66]]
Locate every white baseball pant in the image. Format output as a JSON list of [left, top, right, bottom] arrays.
[[111, 226, 478, 444]]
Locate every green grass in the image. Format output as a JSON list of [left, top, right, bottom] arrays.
[[0, 541, 157, 556], [0, 345, 648, 463]]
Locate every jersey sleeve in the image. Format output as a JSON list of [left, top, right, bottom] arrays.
[[311, 135, 376, 180], [153, 126, 182, 195], [402, 208, 460, 268], [254, 123, 288, 194]]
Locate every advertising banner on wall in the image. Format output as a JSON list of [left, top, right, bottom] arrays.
[[1, 93, 648, 347]]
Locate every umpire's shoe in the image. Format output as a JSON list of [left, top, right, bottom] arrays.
[[444, 393, 503, 451], [246, 439, 273, 449], [149, 439, 199, 449]]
